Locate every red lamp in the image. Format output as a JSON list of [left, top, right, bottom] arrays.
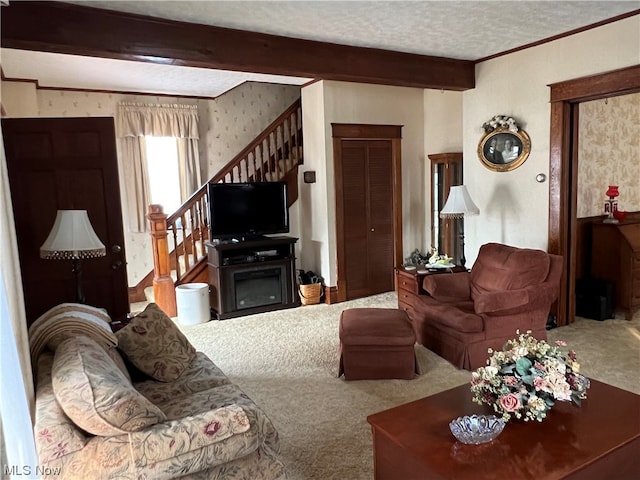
[[603, 185, 620, 224]]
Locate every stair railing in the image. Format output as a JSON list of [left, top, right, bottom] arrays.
[[147, 99, 303, 316]]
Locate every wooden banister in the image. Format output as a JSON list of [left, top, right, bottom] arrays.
[[212, 99, 302, 184], [144, 98, 303, 312], [148, 204, 177, 316]]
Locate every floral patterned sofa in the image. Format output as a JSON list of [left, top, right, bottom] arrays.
[[30, 303, 285, 480]]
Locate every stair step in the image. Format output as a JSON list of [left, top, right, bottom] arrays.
[[143, 268, 177, 303], [144, 285, 155, 303]]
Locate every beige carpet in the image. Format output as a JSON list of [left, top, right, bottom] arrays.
[[179, 292, 640, 480]]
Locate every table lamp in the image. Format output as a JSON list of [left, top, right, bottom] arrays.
[[603, 185, 619, 224], [40, 210, 106, 303], [439, 185, 480, 268]]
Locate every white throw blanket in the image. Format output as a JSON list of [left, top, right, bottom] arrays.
[[29, 303, 118, 368]]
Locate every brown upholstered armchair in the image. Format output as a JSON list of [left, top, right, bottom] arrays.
[[411, 243, 563, 370]]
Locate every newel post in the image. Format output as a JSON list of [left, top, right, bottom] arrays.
[[148, 204, 177, 316]]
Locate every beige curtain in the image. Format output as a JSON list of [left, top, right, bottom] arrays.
[[177, 137, 202, 202], [116, 103, 201, 232], [117, 136, 150, 233], [2, 133, 41, 471], [1, 132, 33, 406]]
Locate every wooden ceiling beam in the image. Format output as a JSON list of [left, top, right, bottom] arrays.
[[1, 1, 475, 91]]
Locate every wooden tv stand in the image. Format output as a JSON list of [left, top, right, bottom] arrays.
[[206, 236, 299, 319]]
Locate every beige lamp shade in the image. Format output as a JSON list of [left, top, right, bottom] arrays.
[[440, 185, 480, 218], [40, 210, 106, 260]]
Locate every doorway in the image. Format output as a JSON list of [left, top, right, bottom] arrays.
[[548, 65, 640, 326], [2, 117, 130, 324], [332, 124, 403, 302]]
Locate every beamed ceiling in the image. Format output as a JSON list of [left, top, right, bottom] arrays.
[[1, 1, 639, 98]]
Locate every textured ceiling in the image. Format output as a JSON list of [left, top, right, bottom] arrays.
[[62, 0, 640, 60], [2, 0, 639, 97], [1, 48, 312, 98]]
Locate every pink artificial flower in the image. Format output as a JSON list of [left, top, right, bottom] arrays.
[[499, 393, 521, 412], [555, 340, 567, 347], [503, 375, 519, 386], [568, 350, 577, 361], [566, 374, 578, 389], [534, 376, 549, 392]]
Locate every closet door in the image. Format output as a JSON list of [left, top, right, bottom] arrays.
[[340, 139, 394, 299]]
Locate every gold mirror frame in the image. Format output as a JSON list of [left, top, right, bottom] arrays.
[[477, 127, 531, 172]]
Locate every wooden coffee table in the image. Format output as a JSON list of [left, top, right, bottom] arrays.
[[367, 379, 640, 479]]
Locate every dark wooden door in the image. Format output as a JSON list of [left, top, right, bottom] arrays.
[[2, 117, 129, 324], [340, 139, 394, 299]]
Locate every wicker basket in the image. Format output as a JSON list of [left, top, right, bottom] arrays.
[[299, 283, 322, 305]]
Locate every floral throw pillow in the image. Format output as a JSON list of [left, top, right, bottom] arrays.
[[115, 303, 197, 382], [52, 335, 166, 436]]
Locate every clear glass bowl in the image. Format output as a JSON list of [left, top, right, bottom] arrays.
[[449, 415, 505, 445]]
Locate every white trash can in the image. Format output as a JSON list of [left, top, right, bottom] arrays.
[[176, 283, 210, 326]]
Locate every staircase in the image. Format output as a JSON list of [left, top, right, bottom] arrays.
[[133, 99, 304, 316]]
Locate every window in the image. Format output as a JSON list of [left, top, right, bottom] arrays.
[[145, 136, 181, 214]]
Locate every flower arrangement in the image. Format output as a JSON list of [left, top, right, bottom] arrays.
[[427, 246, 453, 265], [470, 331, 590, 422], [403, 246, 452, 267], [482, 115, 520, 133]]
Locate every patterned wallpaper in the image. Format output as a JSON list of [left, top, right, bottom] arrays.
[[33, 82, 300, 285], [197, 82, 301, 178], [577, 92, 640, 218]]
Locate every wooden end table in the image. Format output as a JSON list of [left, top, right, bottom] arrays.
[[367, 379, 640, 480], [395, 265, 466, 320]]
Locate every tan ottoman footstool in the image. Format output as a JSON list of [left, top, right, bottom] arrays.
[[338, 308, 418, 380]]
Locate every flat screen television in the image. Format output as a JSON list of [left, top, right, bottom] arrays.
[[208, 181, 289, 240]]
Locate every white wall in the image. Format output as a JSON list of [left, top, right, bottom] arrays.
[[463, 15, 640, 266], [1, 81, 38, 117], [423, 89, 463, 250], [301, 81, 426, 285], [298, 82, 327, 276]]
